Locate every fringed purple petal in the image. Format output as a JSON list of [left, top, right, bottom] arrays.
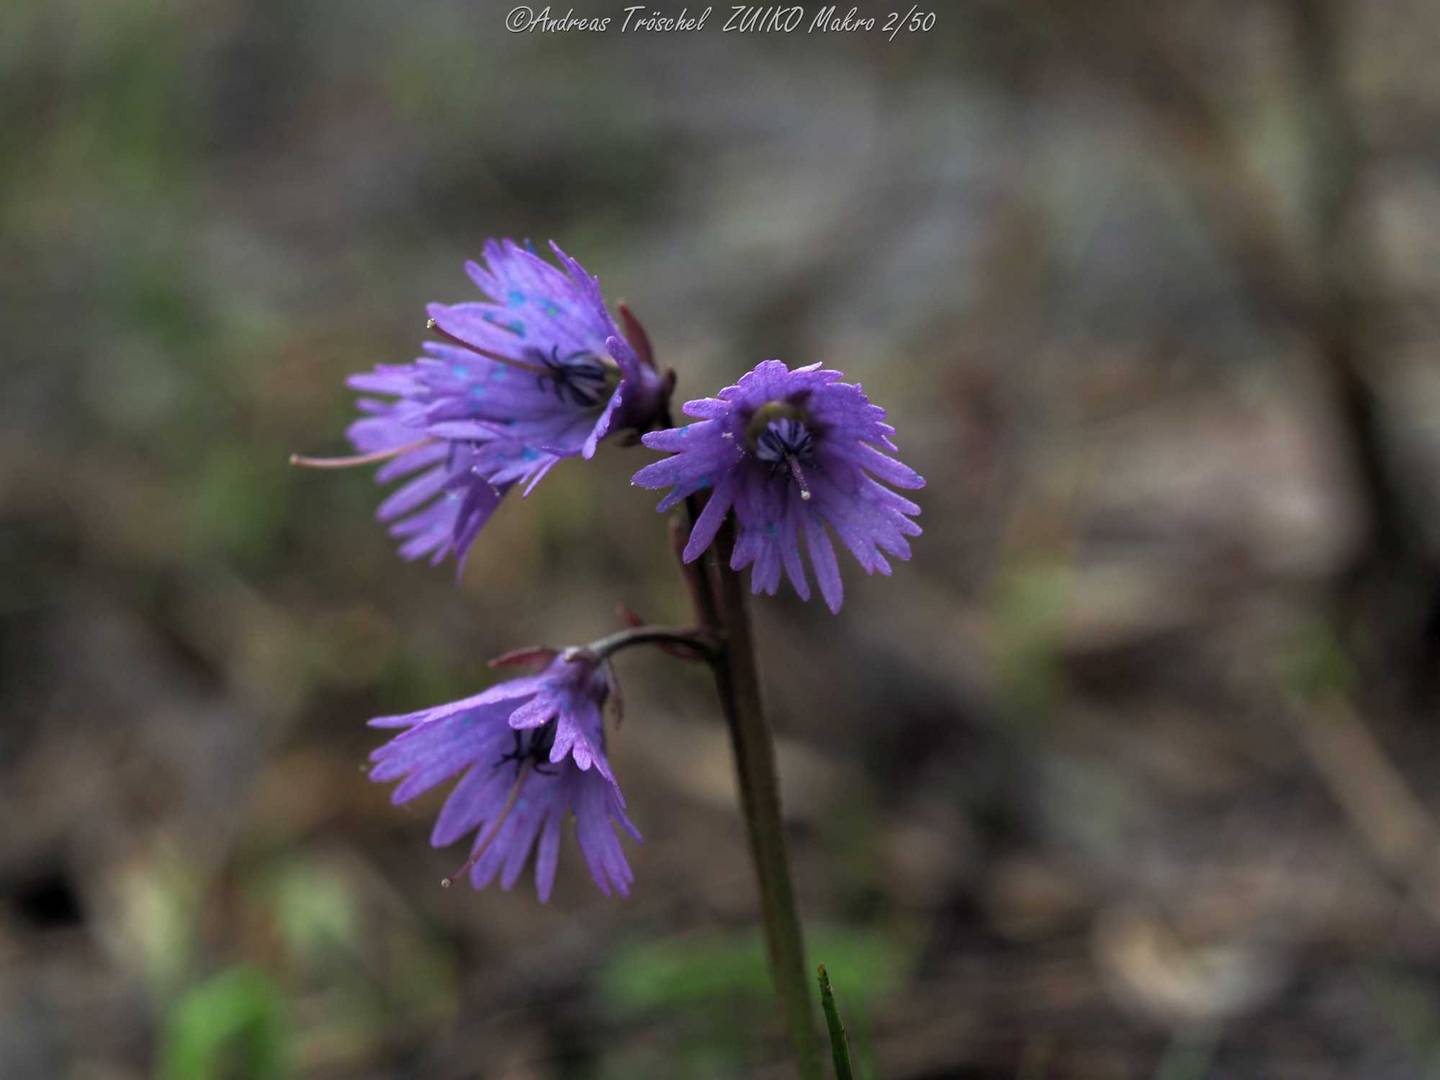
[[366, 653, 637, 900], [631, 360, 923, 609], [334, 240, 663, 570]]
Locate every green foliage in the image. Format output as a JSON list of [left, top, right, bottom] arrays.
[[185, 443, 290, 564], [817, 964, 855, 1080], [247, 856, 458, 1067], [599, 926, 907, 1077], [159, 967, 290, 1080], [1279, 616, 1356, 703], [1369, 968, 1440, 1076], [259, 861, 359, 965], [1151, 1029, 1219, 1080], [991, 560, 1072, 724], [601, 925, 905, 1014]]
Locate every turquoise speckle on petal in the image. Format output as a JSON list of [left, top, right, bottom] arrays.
[[342, 237, 668, 569]]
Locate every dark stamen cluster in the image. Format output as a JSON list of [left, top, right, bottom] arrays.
[[753, 417, 816, 501], [529, 346, 612, 407], [496, 717, 560, 776], [753, 417, 814, 469]]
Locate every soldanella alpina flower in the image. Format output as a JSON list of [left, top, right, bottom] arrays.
[[632, 360, 924, 612], [367, 649, 639, 898], [296, 240, 668, 567]]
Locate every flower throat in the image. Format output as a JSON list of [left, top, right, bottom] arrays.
[[749, 404, 815, 502]]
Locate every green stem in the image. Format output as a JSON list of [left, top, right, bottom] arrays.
[[817, 964, 856, 1080], [683, 506, 823, 1079]]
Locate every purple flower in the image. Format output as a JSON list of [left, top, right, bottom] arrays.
[[338, 240, 667, 567], [632, 360, 925, 612], [368, 650, 640, 899]]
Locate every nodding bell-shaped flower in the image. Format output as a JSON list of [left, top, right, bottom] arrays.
[[296, 240, 669, 569], [367, 648, 640, 899]]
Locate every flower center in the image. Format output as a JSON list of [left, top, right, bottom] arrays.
[[496, 717, 560, 776], [527, 346, 620, 408], [751, 411, 816, 502]]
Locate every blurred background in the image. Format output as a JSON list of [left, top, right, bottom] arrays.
[[3, 0, 1440, 1075]]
